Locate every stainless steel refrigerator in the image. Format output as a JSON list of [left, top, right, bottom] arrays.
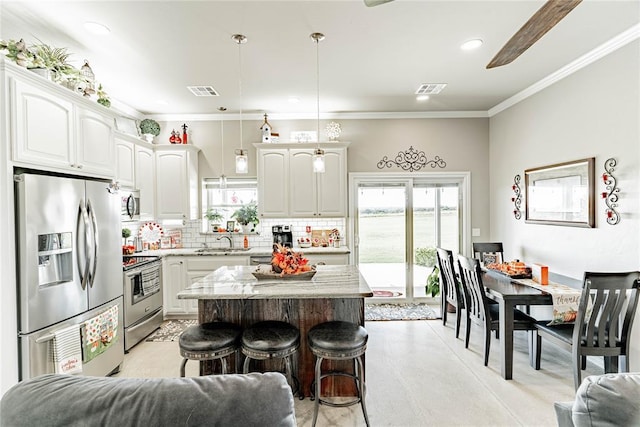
[[15, 172, 124, 380]]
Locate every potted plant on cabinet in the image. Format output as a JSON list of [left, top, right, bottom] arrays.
[[204, 208, 224, 232], [231, 203, 259, 233], [139, 119, 161, 143]]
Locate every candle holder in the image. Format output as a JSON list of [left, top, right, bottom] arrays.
[[511, 174, 522, 220], [602, 158, 620, 225]]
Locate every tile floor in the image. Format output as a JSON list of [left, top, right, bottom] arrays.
[[115, 319, 600, 426]]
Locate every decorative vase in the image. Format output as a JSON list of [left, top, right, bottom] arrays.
[[143, 133, 155, 143]]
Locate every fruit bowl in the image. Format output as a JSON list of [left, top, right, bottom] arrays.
[[252, 264, 316, 281]]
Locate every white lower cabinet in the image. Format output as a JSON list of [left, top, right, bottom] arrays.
[[163, 255, 250, 317], [305, 253, 350, 266]]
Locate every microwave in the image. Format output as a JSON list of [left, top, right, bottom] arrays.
[[121, 189, 140, 221]]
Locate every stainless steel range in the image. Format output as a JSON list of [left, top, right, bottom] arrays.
[[122, 256, 163, 351]]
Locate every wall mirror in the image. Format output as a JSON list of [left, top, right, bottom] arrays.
[[525, 158, 595, 228]]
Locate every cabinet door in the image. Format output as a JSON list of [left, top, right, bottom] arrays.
[[135, 144, 155, 220], [75, 108, 115, 177], [11, 78, 74, 169], [163, 258, 187, 316], [257, 149, 289, 217], [316, 148, 347, 217], [156, 150, 188, 220], [306, 254, 349, 265], [289, 149, 317, 217], [115, 139, 135, 188]]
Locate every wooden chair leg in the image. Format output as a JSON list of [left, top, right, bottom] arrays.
[[483, 327, 491, 366], [573, 349, 582, 391], [529, 331, 541, 370], [455, 306, 462, 339], [442, 298, 447, 326], [464, 316, 471, 348]]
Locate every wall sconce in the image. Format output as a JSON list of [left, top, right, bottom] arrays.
[[601, 158, 620, 225], [511, 174, 522, 220], [313, 148, 325, 173], [235, 149, 248, 174]]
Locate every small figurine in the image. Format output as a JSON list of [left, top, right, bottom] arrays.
[[170, 129, 181, 144]]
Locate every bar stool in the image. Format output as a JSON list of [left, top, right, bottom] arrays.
[[308, 321, 370, 427], [178, 321, 242, 377], [241, 320, 301, 396]]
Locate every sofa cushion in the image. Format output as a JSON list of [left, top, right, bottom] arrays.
[[572, 372, 640, 427], [554, 401, 575, 427], [1, 372, 297, 427]]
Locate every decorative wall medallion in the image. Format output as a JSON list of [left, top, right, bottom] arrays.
[[377, 146, 446, 171], [511, 175, 522, 220], [601, 158, 620, 225]]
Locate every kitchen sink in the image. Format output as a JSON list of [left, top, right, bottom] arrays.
[[195, 247, 252, 253]]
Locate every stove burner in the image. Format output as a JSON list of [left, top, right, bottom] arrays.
[[122, 256, 161, 271]]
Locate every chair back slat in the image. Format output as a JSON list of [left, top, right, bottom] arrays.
[[574, 273, 640, 350], [436, 248, 462, 307], [457, 255, 489, 327]]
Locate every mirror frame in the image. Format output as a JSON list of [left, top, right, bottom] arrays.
[[524, 157, 595, 228]]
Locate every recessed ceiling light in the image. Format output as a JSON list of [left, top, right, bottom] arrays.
[[416, 95, 430, 101], [461, 38, 483, 50], [84, 21, 111, 35], [288, 96, 300, 104]]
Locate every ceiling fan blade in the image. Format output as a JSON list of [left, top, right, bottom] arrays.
[[486, 0, 582, 69], [364, 0, 395, 7]]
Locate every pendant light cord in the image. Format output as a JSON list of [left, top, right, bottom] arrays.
[[316, 36, 320, 147], [238, 37, 243, 152]]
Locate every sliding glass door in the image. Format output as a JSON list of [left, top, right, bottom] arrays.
[[351, 173, 468, 304]]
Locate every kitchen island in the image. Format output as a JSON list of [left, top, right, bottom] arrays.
[[178, 264, 373, 397]]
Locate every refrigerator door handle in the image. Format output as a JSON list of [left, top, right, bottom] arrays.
[[77, 199, 91, 290], [34, 333, 55, 344], [87, 199, 99, 287]]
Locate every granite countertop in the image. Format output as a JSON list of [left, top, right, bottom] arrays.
[[177, 265, 372, 300], [139, 246, 350, 257]]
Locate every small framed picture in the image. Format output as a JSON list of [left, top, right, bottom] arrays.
[[226, 221, 235, 232]]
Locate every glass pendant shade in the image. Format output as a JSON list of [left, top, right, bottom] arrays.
[[219, 175, 227, 189], [313, 148, 325, 173], [235, 149, 248, 174]]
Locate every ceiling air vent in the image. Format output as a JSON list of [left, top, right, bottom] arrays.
[[415, 83, 447, 95], [187, 86, 219, 97]]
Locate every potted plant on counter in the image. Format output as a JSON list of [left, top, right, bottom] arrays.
[[204, 208, 224, 232], [139, 119, 161, 143], [231, 203, 259, 233]]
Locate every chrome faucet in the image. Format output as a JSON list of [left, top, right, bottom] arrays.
[[217, 234, 234, 249]]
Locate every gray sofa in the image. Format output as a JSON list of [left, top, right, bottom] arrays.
[[554, 372, 640, 427], [0, 372, 297, 426]]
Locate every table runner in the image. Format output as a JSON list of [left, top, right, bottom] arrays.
[[516, 279, 585, 325]]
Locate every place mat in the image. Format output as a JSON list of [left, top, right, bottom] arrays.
[[365, 303, 438, 321], [517, 279, 586, 325]]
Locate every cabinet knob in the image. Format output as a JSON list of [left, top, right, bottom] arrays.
[[77, 164, 83, 169]]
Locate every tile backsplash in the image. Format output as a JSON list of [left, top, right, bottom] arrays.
[[122, 218, 347, 250]]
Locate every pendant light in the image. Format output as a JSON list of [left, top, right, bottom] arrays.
[[233, 34, 249, 174], [218, 107, 227, 189], [311, 32, 325, 173]]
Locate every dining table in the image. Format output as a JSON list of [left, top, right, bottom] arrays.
[[481, 269, 553, 380]]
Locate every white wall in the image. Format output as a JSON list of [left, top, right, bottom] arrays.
[[489, 41, 640, 364], [159, 117, 491, 251]]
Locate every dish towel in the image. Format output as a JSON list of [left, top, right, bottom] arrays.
[[83, 305, 119, 363], [141, 268, 160, 295], [50, 324, 83, 374]]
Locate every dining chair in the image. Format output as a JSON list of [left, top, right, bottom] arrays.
[[472, 242, 504, 265], [457, 254, 537, 366], [436, 248, 466, 339], [534, 271, 640, 390]]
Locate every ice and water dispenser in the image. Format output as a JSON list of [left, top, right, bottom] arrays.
[[38, 232, 73, 286]]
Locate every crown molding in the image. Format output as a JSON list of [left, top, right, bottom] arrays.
[[488, 23, 640, 117]]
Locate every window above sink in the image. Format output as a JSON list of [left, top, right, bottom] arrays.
[[201, 177, 258, 233]]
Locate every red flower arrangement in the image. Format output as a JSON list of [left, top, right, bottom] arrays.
[[271, 243, 312, 276]]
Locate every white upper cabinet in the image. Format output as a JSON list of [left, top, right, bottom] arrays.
[[7, 63, 116, 178], [256, 143, 348, 218], [257, 148, 289, 217], [135, 142, 155, 220], [155, 145, 200, 222], [115, 137, 135, 188]]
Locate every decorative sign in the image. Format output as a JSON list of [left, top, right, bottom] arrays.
[[377, 146, 446, 171], [601, 158, 620, 225]]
